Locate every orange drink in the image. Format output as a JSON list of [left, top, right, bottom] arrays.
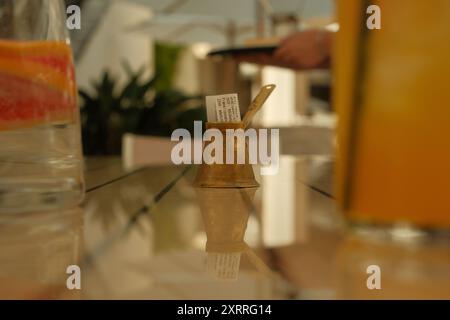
[[0, 0, 86, 216], [0, 39, 84, 214], [335, 1, 450, 228], [0, 40, 77, 131]]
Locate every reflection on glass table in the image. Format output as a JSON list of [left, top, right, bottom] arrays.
[[0, 156, 449, 299], [0, 208, 83, 299], [196, 187, 277, 281]]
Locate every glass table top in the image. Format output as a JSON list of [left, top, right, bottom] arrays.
[[1, 155, 449, 299]]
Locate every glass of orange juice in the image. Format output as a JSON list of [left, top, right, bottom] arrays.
[[0, 0, 84, 213], [335, 1, 450, 232]]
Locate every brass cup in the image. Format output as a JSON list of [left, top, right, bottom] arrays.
[[194, 122, 259, 188]]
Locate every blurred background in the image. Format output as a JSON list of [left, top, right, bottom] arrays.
[[66, 0, 335, 156]]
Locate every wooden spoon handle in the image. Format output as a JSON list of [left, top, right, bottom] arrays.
[[242, 84, 276, 128]]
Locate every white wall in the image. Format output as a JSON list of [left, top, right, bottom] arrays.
[[76, 0, 154, 93]]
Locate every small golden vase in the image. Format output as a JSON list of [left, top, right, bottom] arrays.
[[194, 122, 259, 188]]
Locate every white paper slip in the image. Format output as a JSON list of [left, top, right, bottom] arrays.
[[205, 96, 218, 122], [205, 94, 241, 122]]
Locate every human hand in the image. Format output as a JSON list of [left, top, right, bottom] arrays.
[[234, 29, 333, 70]]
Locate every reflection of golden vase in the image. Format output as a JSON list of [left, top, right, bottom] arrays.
[[194, 122, 259, 188], [196, 187, 257, 280]]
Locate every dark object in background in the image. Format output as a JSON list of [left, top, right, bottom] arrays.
[[311, 84, 331, 104], [65, 0, 83, 5], [79, 64, 205, 155], [208, 45, 278, 57]]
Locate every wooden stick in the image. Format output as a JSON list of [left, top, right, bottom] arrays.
[[242, 84, 276, 128]]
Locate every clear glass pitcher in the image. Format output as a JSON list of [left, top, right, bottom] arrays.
[[0, 0, 84, 213]]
